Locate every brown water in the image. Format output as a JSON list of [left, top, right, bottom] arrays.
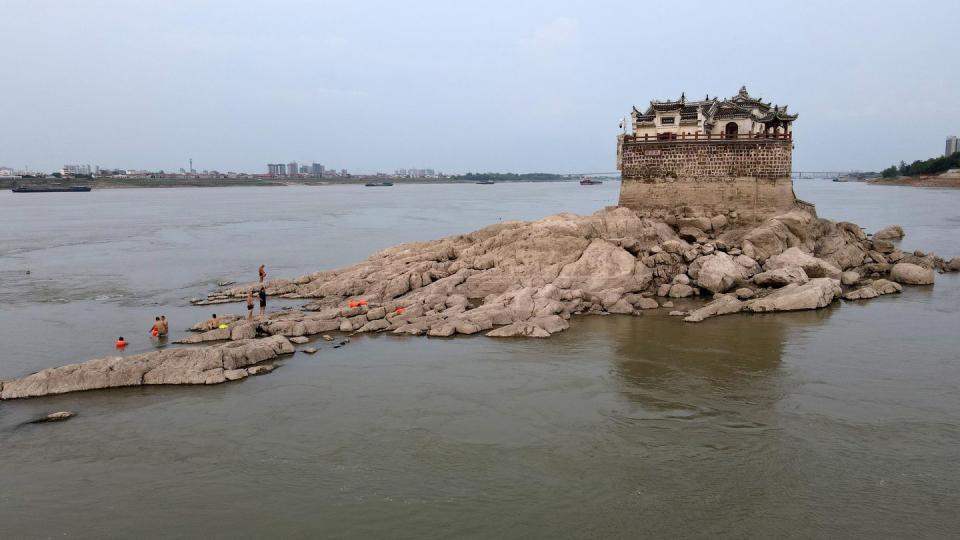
[[1, 181, 959, 538]]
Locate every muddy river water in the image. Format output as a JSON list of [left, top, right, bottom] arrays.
[[1, 181, 958, 538]]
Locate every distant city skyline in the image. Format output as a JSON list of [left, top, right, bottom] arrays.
[[2, 1, 959, 173]]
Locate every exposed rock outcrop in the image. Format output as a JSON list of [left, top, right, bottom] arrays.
[[0, 336, 293, 400], [873, 224, 904, 240], [183, 206, 953, 337], [890, 263, 935, 285], [843, 279, 903, 300]]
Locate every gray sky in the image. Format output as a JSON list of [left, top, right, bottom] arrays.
[[2, 0, 958, 174]]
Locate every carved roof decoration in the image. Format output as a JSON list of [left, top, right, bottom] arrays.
[[631, 86, 796, 127]]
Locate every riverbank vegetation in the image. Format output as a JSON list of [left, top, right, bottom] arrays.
[[880, 152, 960, 178]]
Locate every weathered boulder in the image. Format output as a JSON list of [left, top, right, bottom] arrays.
[[745, 278, 842, 313], [684, 294, 744, 323], [694, 252, 744, 294], [873, 224, 904, 240], [764, 247, 841, 279], [843, 279, 902, 300], [633, 297, 660, 310], [753, 266, 809, 288], [740, 210, 816, 262], [0, 336, 294, 399], [946, 257, 960, 272], [841, 271, 860, 286], [890, 263, 935, 285], [668, 284, 696, 298], [289, 336, 310, 344], [733, 287, 756, 300]]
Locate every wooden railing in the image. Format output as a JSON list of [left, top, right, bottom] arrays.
[[623, 131, 792, 143]]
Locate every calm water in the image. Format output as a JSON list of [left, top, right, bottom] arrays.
[[1, 181, 959, 538]]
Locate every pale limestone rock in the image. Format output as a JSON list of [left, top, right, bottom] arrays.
[[753, 266, 809, 288], [366, 306, 387, 320], [668, 284, 695, 298], [607, 299, 635, 314], [634, 298, 660, 310], [764, 247, 841, 279], [694, 252, 744, 293], [741, 210, 816, 262], [178, 327, 230, 344], [890, 263, 934, 285], [745, 278, 841, 313], [684, 294, 744, 322], [841, 271, 860, 286], [224, 369, 249, 381], [1, 336, 293, 400], [358, 319, 391, 332], [733, 287, 755, 300], [303, 348, 318, 354], [873, 224, 904, 240], [247, 364, 275, 376], [672, 273, 691, 285], [289, 336, 310, 344], [843, 279, 902, 300]]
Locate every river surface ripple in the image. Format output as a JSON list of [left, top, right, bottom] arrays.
[[1, 181, 958, 538]]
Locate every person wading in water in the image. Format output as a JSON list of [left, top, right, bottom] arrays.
[[246, 291, 255, 320]]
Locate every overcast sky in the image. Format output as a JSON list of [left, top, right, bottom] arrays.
[[2, 0, 958, 174]]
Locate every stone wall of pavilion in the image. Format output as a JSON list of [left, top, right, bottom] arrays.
[[617, 138, 801, 221]]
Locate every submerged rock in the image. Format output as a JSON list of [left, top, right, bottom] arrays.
[[683, 294, 744, 323]]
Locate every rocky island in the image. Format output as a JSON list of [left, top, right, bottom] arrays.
[[3, 87, 958, 400]]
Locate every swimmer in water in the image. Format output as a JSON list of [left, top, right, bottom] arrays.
[[150, 316, 161, 338], [159, 315, 168, 337], [115, 337, 128, 352]]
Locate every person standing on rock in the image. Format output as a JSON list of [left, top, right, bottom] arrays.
[[258, 286, 267, 317], [246, 290, 255, 320], [259, 264, 267, 283]]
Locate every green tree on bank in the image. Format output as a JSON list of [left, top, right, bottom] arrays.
[[881, 152, 960, 178]]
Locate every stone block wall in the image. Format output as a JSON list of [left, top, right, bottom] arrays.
[[617, 138, 802, 221]]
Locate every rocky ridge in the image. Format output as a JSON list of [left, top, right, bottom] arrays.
[[5, 206, 957, 400]]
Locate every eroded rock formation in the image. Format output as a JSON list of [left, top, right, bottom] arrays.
[[0, 336, 293, 400]]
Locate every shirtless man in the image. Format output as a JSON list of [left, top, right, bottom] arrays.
[[159, 315, 169, 337], [246, 291, 255, 320], [207, 313, 220, 329], [258, 264, 267, 283], [150, 316, 161, 338], [259, 286, 267, 317]]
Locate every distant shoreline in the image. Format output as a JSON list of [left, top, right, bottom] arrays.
[[868, 175, 960, 188], [2, 176, 608, 190]]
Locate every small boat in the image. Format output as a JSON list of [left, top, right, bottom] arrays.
[[364, 182, 393, 187], [475, 180, 495, 185], [579, 178, 602, 185], [833, 175, 851, 183], [11, 185, 92, 193]]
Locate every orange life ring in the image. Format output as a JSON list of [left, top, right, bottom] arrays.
[[115, 340, 127, 348]]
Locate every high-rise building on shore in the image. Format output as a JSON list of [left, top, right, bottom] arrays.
[[267, 163, 286, 176], [61, 164, 92, 176], [946, 135, 959, 157], [311, 163, 324, 176], [287, 162, 299, 176]]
